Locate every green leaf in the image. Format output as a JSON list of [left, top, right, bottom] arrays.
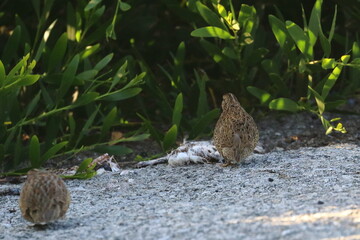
[[106, 23, 117, 40], [308, 0, 322, 47], [334, 122, 346, 133], [269, 15, 291, 49], [85, 0, 102, 11], [190, 108, 220, 139], [122, 72, 146, 90], [42, 0, 55, 22], [196, 2, 227, 30], [238, 4, 256, 33], [100, 107, 117, 141], [308, 86, 325, 114], [321, 58, 336, 69], [247, 86, 272, 104], [94, 53, 113, 71], [39, 82, 54, 109], [34, 20, 57, 62], [31, 0, 40, 18], [76, 158, 93, 173], [286, 21, 313, 59], [299, 58, 307, 73], [1, 25, 21, 66], [62, 157, 97, 179], [20, 75, 40, 86], [261, 59, 279, 74], [269, 98, 299, 112], [191, 27, 235, 40], [350, 43, 360, 84], [58, 54, 79, 100], [119, 0, 131, 11], [175, 41, 185, 67], [76, 70, 98, 80], [0, 61, 5, 86], [158, 66, 175, 88], [41, 141, 68, 164], [25, 91, 41, 116], [352, 44, 360, 60], [15, 16, 30, 48], [90, 5, 105, 27], [321, 56, 347, 99], [328, 5, 337, 43], [163, 124, 178, 151], [106, 0, 120, 41], [63, 172, 97, 179], [80, 44, 100, 59], [341, 55, 350, 63], [0, 75, 40, 94], [48, 33, 68, 72], [217, 4, 227, 18], [222, 47, 238, 59], [172, 93, 183, 127], [325, 126, 333, 135], [110, 61, 128, 90], [7, 54, 29, 78], [66, 3, 76, 41], [99, 88, 142, 101], [318, 26, 331, 57], [94, 145, 133, 155], [61, 158, 97, 179], [330, 118, 341, 122], [112, 133, 149, 143], [29, 135, 41, 168]]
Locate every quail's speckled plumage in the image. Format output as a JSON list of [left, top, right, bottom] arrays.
[[213, 93, 259, 165], [19, 169, 70, 224]]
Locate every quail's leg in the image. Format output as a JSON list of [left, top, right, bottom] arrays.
[[233, 133, 242, 163], [220, 147, 233, 167]]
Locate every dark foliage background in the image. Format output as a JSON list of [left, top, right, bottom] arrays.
[[0, 0, 359, 174]]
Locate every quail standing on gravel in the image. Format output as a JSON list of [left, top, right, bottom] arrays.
[[19, 169, 70, 224], [213, 93, 259, 165]]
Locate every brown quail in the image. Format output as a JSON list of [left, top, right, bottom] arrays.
[[19, 169, 70, 224], [213, 93, 259, 165]]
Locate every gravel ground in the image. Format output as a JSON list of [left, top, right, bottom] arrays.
[[1, 144, 360, 240]]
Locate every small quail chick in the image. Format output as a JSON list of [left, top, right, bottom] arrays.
[[213, 93, 259, 165], [19, 169, 70, 224]]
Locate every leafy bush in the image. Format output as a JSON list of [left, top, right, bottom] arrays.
[[0, 1, 148, 173], [186, 0, 358, 134], [1, 0, 360, 173], [258, 0, 353, 134]]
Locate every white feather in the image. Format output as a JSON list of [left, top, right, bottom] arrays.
[[168, 141, 223, 166]]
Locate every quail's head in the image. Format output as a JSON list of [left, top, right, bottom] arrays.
[[222, 93, 242, 111]]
